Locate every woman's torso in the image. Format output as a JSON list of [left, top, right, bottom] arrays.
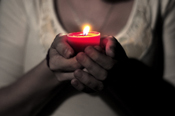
[[23, 0, 161, 115]]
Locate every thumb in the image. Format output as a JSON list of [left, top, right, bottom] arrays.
[[100, 36, 127, 60]]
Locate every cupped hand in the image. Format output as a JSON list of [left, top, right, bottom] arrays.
[[71, 36, 128, 92], [48, 33, 82, 82]]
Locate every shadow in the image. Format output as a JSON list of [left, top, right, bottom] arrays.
[[101, 58, 175, 116], [36, 84, 99, 116]]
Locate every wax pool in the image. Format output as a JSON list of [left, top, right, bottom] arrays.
[[67, 31, 100, 53]]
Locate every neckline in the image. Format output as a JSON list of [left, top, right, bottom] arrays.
[[49, 0, 138, 38], [116, 0, 138, 39]]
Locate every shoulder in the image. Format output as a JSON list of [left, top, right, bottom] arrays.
[[0, 0, 28, 12], [0, 0, 50, 19]]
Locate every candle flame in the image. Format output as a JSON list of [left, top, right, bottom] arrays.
[[83, 25, 90, 36]]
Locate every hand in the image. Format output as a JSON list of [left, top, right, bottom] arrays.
[[47, 33, 82, 82], [71, 36, 128, 92]]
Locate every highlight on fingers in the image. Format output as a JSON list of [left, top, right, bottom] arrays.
[[51, 33, 74, 58], [84, 46, 115, 70], [100, 35, 128, 60], [100, 35, 116, 58]]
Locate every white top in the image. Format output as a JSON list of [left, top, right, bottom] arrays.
[[0, 0, 175, 116]]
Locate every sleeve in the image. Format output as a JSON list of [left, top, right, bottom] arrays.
[[0, 0, 28, 88], [161, 0, 175, 86]]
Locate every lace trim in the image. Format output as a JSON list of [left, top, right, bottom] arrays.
[[118, 0, 153, 59], [39, 0, 58, 52]]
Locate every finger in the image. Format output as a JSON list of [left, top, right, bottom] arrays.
[[85, 46, 115, 70], [99, 35, 109, 50], [74, 69, 104, 91], [94, 46, 104, 52], [100, 36, 116, 58], [49, 49, 82, 71], [76, 52, 107, 81], [55, 72, 75, 82], [51, 33, 74, 58], [71, 78, 85, 91], [100, 36, 127, 60]]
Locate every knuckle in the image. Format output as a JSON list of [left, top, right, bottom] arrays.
[[100, 71, 108, 81], [85, 47, 99, 61], [72, 62, 81, 69]]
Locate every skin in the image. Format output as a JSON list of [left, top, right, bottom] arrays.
[[71, 36, 127, 91], [48, 33, 127, 91]]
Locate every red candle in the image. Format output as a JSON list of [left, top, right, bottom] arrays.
[[67, 26, 100, 53]]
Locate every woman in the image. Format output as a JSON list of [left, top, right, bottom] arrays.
[[0, 0, 175, 116]]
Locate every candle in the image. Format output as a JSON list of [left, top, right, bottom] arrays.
[[67, 25, 100, 53]]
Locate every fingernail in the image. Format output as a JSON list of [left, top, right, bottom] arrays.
[[76, 53, 85, 62], [72, 80, 78, 86], [64, 48, 72, 58], [64, 48, 68, 58], [75, 69, 82, 78], [85, 46, 93, 54]]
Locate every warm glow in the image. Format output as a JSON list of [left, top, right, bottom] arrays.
[[83, 25, 90, 36]]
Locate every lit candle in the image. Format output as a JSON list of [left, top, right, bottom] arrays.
[[67, 25, 100, 53]]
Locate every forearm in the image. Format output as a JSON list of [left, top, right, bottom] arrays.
[[0, 59, 63, 116], [103, 59, 175, 115]]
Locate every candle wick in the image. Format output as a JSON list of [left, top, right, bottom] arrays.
[[83, 31, 88, 36], [83, 33, 87, 36], [83, 26, 90, 35]]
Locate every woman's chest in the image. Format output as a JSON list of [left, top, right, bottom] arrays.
[[55, 0, 134, 36]]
